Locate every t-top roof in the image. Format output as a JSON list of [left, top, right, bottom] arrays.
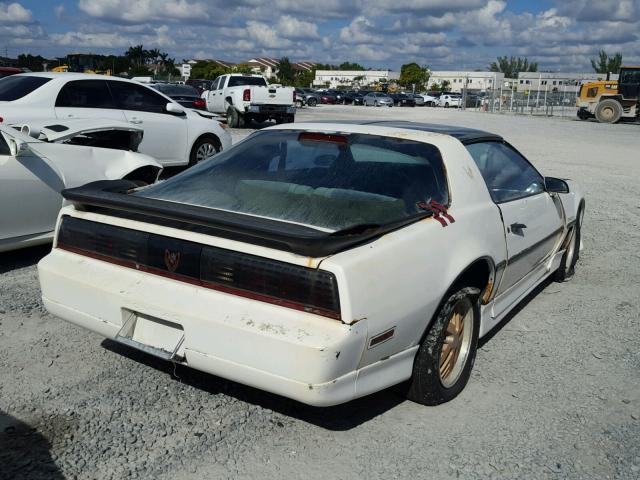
[[303, 120, 502, 143]]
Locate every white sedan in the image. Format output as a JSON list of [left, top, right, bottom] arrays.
[[437, 94, 463, 108], [0, 73, 231, 167], [0, 122, 161, 252], [38, 121, 584, 406]]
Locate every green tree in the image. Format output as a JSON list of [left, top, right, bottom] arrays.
[[277, 57, 296, 85], [338, 62, 365, 71], [590, 50, 623, 74], [233, 63, 253, 74], [399, 62, 430, 90], [489, 56, 538, 78], [125, 44, 146, 67], [440, 80, 451, 92]]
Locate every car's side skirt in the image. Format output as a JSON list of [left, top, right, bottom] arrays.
[[480, 249, 563, 337]]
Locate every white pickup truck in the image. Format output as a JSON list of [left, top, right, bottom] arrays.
[[203, 74, 296, 128]]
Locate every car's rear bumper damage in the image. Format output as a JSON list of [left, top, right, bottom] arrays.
[[39, 247, 414, 406]]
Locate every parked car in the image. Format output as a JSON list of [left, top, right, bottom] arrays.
[[14, 118, 145, 151], [363, 92, 393, 106], [412, 94, 425, 106], [203, 74, 295, 127], [319, 93, 337, 104], [0, 73, 231, 167], [389, 93, 416, 107], [150, 83, 207, 110], [0, 66, 23, 78], [294, 88, 319, 107], [341, 91, 364, 105], [36, 120, 585, 407], [437, 94, 462, 108], [0, 121, 162, 252], [185, 78, 215, 95], [417, 92, 440, 106]]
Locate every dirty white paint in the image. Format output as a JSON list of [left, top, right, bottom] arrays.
[[37, 122, 584, 406]]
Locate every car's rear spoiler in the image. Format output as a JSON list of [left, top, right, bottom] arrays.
[[61, 180, 427, 258]]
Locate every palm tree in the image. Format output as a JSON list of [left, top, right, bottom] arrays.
[[125, 45, 145, 67]]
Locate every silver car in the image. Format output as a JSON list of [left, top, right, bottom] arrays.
[[364, 92, 393, 107]]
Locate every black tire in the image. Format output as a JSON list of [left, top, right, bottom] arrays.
[[445, 103, 450, 108], [403, 287, 481, 405], [188, 135, 221, 167], [307, 97, 318, 107], [226, 107, 245, 128], [595, 99, 622, 123], [555, 203, 584, 282], [577, 109, 590, 120]]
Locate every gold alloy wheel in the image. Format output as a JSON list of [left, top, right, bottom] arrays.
[[439, 300, 474, 388]]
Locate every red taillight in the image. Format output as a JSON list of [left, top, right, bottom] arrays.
[[298, 132, 348, 146], [243, 88, 251, 101], [0, 117, 3, 123], [293, 90, 297, 102], [193, 98, 206, 108]]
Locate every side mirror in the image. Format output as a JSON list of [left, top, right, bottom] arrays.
[[545, 176, 570, 194], [165, 102, 186, 116], [8, 138, 30, 157]]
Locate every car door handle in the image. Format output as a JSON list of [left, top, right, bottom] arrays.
[[129, 119, 143, 124], [510, 222, 527, 232]]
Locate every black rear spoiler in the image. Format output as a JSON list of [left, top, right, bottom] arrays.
[[61, 180, 426, 257]]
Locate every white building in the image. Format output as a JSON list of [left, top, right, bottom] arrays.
[[247, 57, 280, 79], [313, 70, 399, 88], [516, 72, 618, 93], [427, 71, 505, 92]]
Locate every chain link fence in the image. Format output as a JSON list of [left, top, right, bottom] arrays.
[[459, 88, 578, 118]]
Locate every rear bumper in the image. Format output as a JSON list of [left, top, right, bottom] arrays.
[[245, 104, 295, 115], [38, 248, 412, 406]]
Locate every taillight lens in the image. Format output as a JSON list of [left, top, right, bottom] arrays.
[[293, 90, 297, 102], [243, 89, 251, 101], [193, 98, 206, 108], [201, 247, 340, 319], [56, 216, 341, 320]]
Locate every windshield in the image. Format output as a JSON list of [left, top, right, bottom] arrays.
[[0, 75, 51, 101], [228, 76, 268, 87], [137, 130, 449, 231]]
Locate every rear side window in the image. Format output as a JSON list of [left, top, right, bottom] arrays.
[[55, 80, 116, 108], [108, 81, 168, 113], [0, 76, 51, 101]]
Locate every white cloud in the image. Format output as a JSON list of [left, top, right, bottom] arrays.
[[276, 15, 319, 40], [78, 0, 209, 23], [0, 2, 33, 23], [339, 16, 381, 44]]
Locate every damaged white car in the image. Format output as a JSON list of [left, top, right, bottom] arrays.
[[0, 122, 161, 253], [38, 121, 584, 406]]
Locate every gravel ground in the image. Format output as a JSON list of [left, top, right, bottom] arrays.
[[1, 105, 639, 480]]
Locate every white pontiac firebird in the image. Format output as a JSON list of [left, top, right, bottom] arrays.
[[37, 121, 585, 407], [0, 121, 162, 253]]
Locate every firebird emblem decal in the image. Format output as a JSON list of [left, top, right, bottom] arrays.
[[164, 250, 181, 273]]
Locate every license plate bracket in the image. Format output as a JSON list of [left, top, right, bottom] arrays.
[[115, 311, 185, 361]]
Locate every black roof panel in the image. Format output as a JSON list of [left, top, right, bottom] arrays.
[[297, 120, 502, 143]]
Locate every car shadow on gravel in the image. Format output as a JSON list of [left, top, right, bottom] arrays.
[[0, 410, 64, 480], [0, 245, 52, 274], [101, 339, 405, 431]]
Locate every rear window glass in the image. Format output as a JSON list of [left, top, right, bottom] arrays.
[[55, 80, 116, 108], [137, 130, 449, 231], [153, 84, 199, 96], [227, 76, 268, 87], [0, 76, 51, 101]]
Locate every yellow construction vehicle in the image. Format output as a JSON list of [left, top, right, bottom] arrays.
[[576, 66, 640, 123]]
